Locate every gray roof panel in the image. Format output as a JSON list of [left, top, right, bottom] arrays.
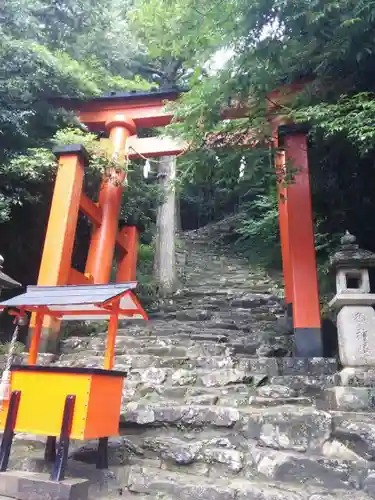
[[0, 282, 137, 308]]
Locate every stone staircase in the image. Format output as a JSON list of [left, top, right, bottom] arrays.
[[5, 230, 375, 499]]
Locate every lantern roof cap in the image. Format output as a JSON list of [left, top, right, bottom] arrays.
[[0, 255, 21, 289], [330, 231, 375, 269]]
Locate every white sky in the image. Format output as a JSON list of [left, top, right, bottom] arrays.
[[208, 47, 235, 73], [207, 19, 279, 73]]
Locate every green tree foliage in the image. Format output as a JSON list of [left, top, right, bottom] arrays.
[[0, 0, 147, 152], [128, 0, 237, 86], [0, 0, 153, 284], [155, 0, 375, 283], [171, 0, 375, 133]]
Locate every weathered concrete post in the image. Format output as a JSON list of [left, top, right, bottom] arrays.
[[154, 156, 177, 296], [329, 231, 375, 410]]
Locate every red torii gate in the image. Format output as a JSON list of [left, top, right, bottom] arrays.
[[37, 87, 321, 357]]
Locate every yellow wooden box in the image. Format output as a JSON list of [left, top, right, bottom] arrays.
[[0, 366, 126, 440]]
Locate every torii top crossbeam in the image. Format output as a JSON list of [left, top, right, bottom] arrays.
[[56, 88, 185, 131], [54, 84, 304, 157]]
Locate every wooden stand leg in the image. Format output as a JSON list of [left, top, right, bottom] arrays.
[[45, 436, 57, 463], [50, 395, 75, 481], [104, 314, 119, 370], [28, 311, 44, 365], [0, 391, 21, 472], [96, 437, 109, 469]]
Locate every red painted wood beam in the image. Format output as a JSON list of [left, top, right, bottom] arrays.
[[275, 149, 294, 310], [80, 192, 131, 253], [77, 101, 257, 132], [80, 193, 102, 226], [67, 268, 93, 285], [116, 226, 139, 282], [79, 104, 174, 132], [58, 82, 308, 133], [85, 116, 135, 284]]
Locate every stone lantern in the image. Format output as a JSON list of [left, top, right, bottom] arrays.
[[0, 254, 21, 296], [329, 231, 375, 409]]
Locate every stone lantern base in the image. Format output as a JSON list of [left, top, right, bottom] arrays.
[[323, 367, 375, 411], [326, 290, 375, 410]]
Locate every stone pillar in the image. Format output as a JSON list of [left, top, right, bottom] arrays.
[[329, 231, 375, 410]]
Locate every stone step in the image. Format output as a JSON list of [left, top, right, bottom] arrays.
[[121, 433, 372, 490], [126, 464, 374, 499], [124, 381, 312, 404], [54, 355, 337, 393], [57, 354, 237, 371], [132, 383, 256, 402], [331, 411, 375, 460], [61, 335, 211, 352], [52, 362, 255, 388], [113, 327, 232, 342], [183, 293, 277, 302], [178, 288, 245, 297], [113, 326, 240, 339], [269, 375, 338, 396], [174, 291, 279, 302], [126, 356, 337, 378], [133, 394, 312, 409], [321, 386, 375, 412], [122, 402, 242, 427], [222, 395, 313, 408], [164, 301, 282, 314], [182, 333, 229, 343], [123, 382, 313, 408], [131, 367, 253, 388], [60, 341, 231, 358], [185, 282, 273, 291], [96, 494, 151, 500], [61, 426, 375, 489], [247, 443, 371, 489], [122, 404, 333, 453]]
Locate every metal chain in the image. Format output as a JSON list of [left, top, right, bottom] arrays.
[[0, 320, 22, 405], [3, 324, 20, 375]]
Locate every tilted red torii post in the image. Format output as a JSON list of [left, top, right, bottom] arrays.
[[35, 86, 322, 357]]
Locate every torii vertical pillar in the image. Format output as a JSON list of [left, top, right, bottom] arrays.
[[31, 145, 88, 351], [275, 148, 294, 322], [279, 125, 323, 357], [85, 115, 136, 284]]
